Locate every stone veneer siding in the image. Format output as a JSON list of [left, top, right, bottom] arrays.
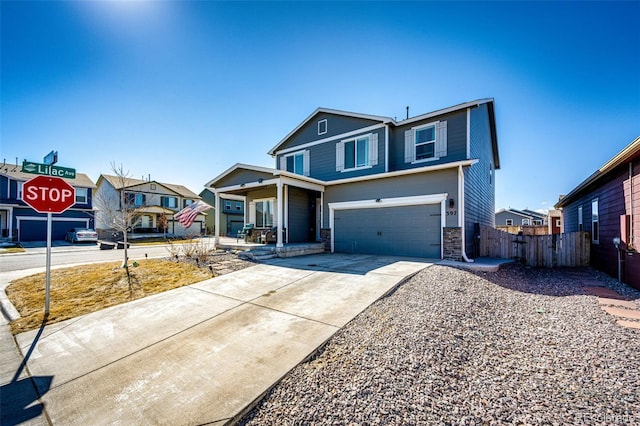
[[443, 227, 463, 261], [320, 228, 332, 252]]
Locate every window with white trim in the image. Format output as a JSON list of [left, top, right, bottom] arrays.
[[318, 119, 327, 135], [405, 120, 447, 163], [255, 199, 274, 227], [533, 219, 543, 225], [578, 206, 583, 231], [505, 219, 513, 226], [17, 181, 23, 200], [280, 150, 309, 176], [336, 133, 378, 172], [162, 196, 178, 209], [126, 192, 146, 206], [592, 199, 599, 243], [235, 201, 242, 211], [522, 218, 530, 225], [76, 188, 88, 204], [225, 200, 232, 210]]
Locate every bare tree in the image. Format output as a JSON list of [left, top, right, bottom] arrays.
[[94, 163, 146, 288]]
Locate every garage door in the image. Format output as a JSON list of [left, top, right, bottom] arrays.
[[333, 204, 441, 258], [19, 219, 84, 242]]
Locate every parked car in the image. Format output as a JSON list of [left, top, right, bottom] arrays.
[[66, 228, 98, 243]]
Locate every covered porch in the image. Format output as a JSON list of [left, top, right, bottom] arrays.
[[207, 164, 326, 252]]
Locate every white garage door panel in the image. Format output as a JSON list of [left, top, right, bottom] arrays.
[[334, 204, 441, 258]]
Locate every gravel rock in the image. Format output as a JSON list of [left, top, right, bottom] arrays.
[[240, 263, 640, 425]]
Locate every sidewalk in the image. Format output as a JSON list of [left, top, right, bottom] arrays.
[[1, 253, 433, 425]]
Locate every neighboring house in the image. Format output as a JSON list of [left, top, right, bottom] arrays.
[[206, 98, 499, 260], [94, 175, 205, 238], [555, 136, 639, 289], [199, 188, 245, 236], [547, 209, 562, 235], [495, 208, 547, 227], [0, 162, 96, 241]]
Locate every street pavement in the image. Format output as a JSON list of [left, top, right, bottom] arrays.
[[1, 253, 433, 425]]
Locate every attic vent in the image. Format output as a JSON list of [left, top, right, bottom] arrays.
[[318, 119, 327, 135]]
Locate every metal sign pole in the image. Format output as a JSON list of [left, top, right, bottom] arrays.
[[45, 212, 52, 316]]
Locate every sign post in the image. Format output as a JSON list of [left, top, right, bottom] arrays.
[[22, 176, 76, 316]]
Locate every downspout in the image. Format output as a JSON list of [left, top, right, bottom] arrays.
[[385, 124, 390, 173], [458, 165, 474, 262]]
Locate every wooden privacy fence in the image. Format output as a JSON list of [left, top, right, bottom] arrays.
[[479, 225, 590, 268]]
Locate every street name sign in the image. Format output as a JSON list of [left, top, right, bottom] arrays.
[[22, 161, 76, 179], [23, 175, 76, 214]]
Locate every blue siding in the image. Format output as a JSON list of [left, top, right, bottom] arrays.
[[276, 112, 383, 152], [288, 127, 386, 181], [389, 109, 467, 172], [464, 103, 496, 257]]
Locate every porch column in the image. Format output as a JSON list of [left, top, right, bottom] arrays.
[[276, 181, 283, 248], [214, 190, 220, 245]]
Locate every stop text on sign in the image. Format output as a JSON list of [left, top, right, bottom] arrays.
[[25, 186, 74, 203]]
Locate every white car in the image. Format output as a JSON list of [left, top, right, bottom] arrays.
[[66, 228, 98, 243]]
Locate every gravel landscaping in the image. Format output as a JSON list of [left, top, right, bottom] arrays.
[[241, 263, 640, 425]]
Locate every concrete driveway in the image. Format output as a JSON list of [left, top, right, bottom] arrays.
[[2, 253, 433, 425]]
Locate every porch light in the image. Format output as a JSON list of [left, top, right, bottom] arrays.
[[258, 178, 263, 183], [449, 198, 455, 209], [375, 198, 381, 203]]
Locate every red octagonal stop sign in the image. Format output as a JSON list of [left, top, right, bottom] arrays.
[[23, 175, 76, 214]]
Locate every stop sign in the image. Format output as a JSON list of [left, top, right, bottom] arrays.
[[23, 175, 76, 214]]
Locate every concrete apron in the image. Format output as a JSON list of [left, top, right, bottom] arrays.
[[13, 253, 433, 425]]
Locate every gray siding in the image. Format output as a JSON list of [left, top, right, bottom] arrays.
[[389, 109, 468, 172], [214, 169, 274, 188], [287, 186, 313, 243], [465, 103, 496, 257], [284, 127, 386, 181], [324, 169, 459, 228], [276, 112, 383, 152], [495, 211, 531, 226]]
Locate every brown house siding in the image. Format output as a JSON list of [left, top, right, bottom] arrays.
[[561, 157, 639, 289]]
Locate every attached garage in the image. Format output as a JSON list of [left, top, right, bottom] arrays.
[[17, 216, 91, 242], [329, 194, 446, 258]]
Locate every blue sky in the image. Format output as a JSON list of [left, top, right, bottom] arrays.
[[2, 1, 639, 211]]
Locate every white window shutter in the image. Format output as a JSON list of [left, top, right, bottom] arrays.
[[279, 156, 286, 171], [404, 129, 415, 163], [303, 150, 310, 176], [436, 121, 448, 158], [369, 133, 378, 166], [336, 142, 344, 172]]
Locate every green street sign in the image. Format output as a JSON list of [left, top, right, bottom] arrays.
[[22, 161, 76, 179]]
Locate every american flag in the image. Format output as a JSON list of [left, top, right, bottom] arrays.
[[174, 200, 212, 228]]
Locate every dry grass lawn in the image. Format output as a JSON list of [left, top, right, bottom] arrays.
[[6, 259, 212, 335]]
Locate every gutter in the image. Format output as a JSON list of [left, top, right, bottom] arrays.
[[458, 165, 474, 263]]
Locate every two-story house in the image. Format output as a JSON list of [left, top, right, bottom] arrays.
[[95, 174, 205, 238], [206, 99, 499, 260], [199, 188, 245, 236], [0, 162, 96, 241]]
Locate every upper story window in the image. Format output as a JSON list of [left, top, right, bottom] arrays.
[[336, 133, 378, 172], [235, 201, 242, 211], [162, 196, 178, 209], [505, 219, 513, 226], [405, 121, 447, 164], [533, 219, 543, 226], [126, 192, 146, 206], [522, 218, 531, 225], [76, 188, 88, 204], [318, 119, 327, 135], [280, 150, 309, 176], [184, 199, 194, 208], [225, 200, 232, 210], [592, 198, 599, 243], [17, 181, 23, 200]]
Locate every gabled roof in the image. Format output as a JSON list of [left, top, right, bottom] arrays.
[[267, 108, 394, 156], [206, 163, 326, 189], [555, 136, 640, 208], [266, 98, 499, 169], [495, 208, 542, 219], [0, 163, 96, 188], [98, 174, 200, 199]]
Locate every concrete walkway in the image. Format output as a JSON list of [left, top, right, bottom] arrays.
[[1, 253, 433, 425]]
